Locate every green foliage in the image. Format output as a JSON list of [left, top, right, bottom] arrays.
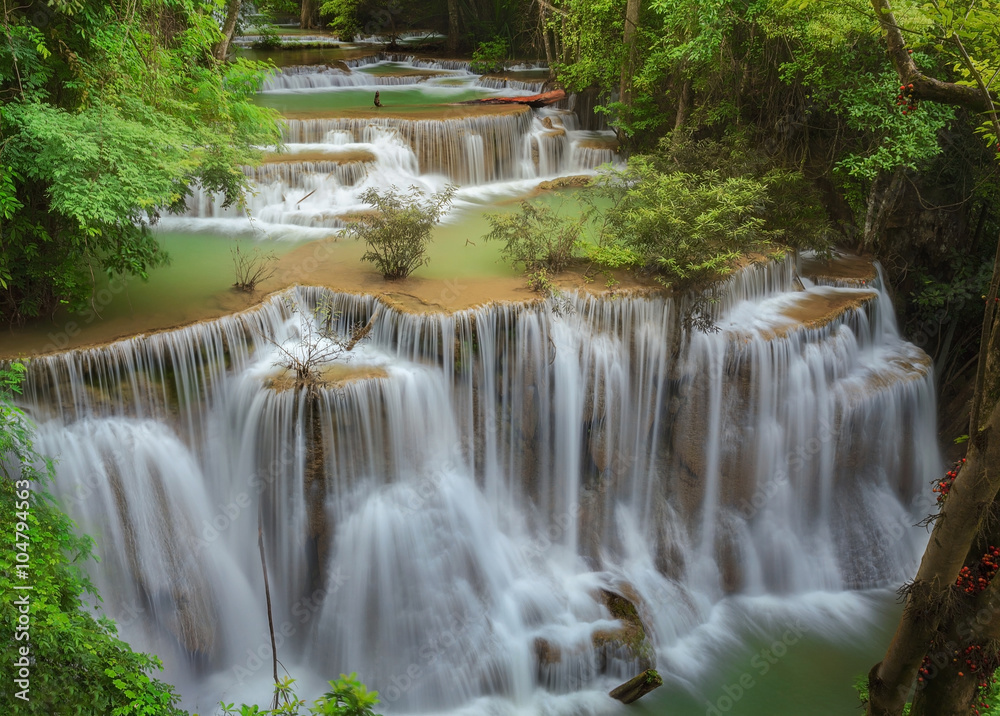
[[833, 72, 955, 182], [546, 0, 627, 94], [347, 185, 456, 279], [471, 37, 509, 74], [252, 25, 284, 50], [320, 0, 361, 40], [592, 137, 831, 285], [221, 673, 380, 716], [258, 0, 302, 18], [578, 241, 641, 270], [0, 362, 187, 716], [0, 0, 282, 323], [484, 201, 583, 277]]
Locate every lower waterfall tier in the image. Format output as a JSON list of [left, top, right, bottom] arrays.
[[19, 255, 940, 713]]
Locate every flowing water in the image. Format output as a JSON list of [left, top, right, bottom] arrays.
[[17, 258, 939, 714], [8, 49, 942, 716]]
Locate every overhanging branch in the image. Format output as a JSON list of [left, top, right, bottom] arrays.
[[870, 0, 998, 113]]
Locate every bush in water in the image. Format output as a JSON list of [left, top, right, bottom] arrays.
[[347, 185, 456, 280]]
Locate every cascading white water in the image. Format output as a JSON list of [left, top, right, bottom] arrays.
[[477, 77, 547, 92], [19, 255, 940, 714], [167, 58, 621, 238]]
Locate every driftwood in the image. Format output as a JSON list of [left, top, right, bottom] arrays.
[[609, 669, 663, 704], [458, 89, 566, 108]]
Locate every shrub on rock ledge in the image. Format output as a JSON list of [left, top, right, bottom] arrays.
[[347, 185, 456, 280]]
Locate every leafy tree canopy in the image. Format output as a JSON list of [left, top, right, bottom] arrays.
[[0, 0, 281, 323]]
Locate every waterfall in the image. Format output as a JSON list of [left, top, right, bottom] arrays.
[[18, 255, 940, 713], [263, 69, 438, 91], [281, 112, 534, 183], [477, 77, 547, 92], [170, 58, 626, 237]]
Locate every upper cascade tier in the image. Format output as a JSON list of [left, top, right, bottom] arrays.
[[183, 108, 620, 230], [175, 57, 615, 235]]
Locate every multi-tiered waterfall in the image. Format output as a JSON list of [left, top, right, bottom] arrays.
[[17, 253, 940, 714], [170, 57, 620, 238]]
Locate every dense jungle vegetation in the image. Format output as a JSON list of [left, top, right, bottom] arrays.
[[2, 1, 1000, 715]]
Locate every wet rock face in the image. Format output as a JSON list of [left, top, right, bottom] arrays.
[[532, 587, 655, 690]]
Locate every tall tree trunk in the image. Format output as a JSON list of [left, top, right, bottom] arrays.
[[672, 78, 691, 139], [862, 168, 905, 251], [214, 0, 241, 61], [908, 571, 1000, 716], [619, 0, 641, 106], [300, 0, 318, 30], [447, 0, 460, 54], [865, 4, 1000, 712], [866, 233, 1000, 716]]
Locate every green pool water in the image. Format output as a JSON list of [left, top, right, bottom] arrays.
[[0, 192, 605, 355], [356, 62, 447, 77], [633, 592, 901, 716], [256, 85, 499, 114]]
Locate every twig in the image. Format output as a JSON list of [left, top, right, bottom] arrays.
[[258, 505, 280, 709]]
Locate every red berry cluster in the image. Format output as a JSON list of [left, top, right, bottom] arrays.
[[958, 647, 994, 716], [934, 458, 966, 504], [918, 654, 932, 683], [955, 546, 1000, 595], [897, 83, 918, 114]]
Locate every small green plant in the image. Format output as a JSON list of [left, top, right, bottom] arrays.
[[252, 25, 284, 50], [346, 184, 456, 280], [484, 201, 583, 289], [591, 136, 832, 287], [526, 267, 555, 294], [221, 673, 381, 716], [854, 673, 870, 705], [579, 241, 640, 287], [471, 37, 509, 74]]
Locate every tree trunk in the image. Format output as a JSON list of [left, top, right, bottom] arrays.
[[609, 669, 662, 704], [862, 168, 905, 251], [300, 0, 318, 30], [866, 232, 1000, 716], [673, 78, 691, 137], [868, 0, 997, 112], [908, 558, 1000, 715], [447, 0, 460, 54], [618, 0, 641, 106], [864, 16, 1000, 692], [214, 0, 241, 61]]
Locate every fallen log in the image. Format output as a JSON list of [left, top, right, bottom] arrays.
[[609, 669, 663, 705], [458, 89, 566, 108]]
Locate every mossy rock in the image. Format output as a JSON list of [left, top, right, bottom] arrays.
[[592, 588, 656, 672]]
